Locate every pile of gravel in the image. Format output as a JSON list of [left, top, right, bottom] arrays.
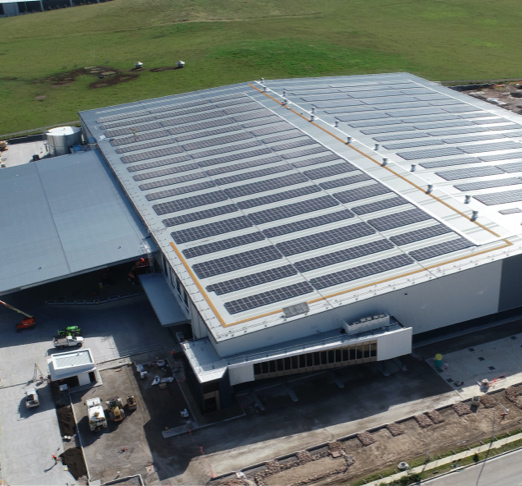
[[387, 423, 405, 436], [427, 410, 445, 424], [415, 414, 433, 428], [358, 432, 376, 447], [453, 402, 472, 416]]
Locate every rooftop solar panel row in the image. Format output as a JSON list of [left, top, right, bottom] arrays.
[[224, 281, 314, 314], [171, 216, 253, 244], [207, 265, 297, 295], [183, 231, 266, 259], [148, 181, 219, 204], [163, 203, 239, 227]]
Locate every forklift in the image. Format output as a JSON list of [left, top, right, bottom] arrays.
[[0, 299, 36, 332]]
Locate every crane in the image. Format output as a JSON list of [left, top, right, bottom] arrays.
[[0, 300, 35, 332]]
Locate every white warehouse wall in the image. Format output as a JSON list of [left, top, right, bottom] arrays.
[[229, 364, 255, 386], [213, 261, 502, 357], [376, 327, 413, 361]]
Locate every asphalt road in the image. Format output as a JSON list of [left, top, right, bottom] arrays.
[[423, 449, 522, 486]]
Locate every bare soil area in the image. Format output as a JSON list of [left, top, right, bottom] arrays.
[[213, 386, 522, 486], [465, 82, 522, 115]]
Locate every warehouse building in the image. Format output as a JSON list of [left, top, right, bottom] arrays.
[[5, 73, 522, 410]]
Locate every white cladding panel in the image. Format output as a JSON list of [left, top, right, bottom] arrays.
[[229, 364, 255, 386], [376, 327, 413, 361], [213, 261, 502, 357]]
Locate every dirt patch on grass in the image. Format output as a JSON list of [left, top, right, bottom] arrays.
[[44, 66, 139, 90]]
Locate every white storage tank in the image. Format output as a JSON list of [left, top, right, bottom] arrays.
[[46, 126, 82, 156]]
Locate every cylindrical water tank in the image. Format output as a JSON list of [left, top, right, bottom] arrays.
[[46, 126, 82, 156], [434, 353, 443, 369]]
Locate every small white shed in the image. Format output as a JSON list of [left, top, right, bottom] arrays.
[[48, 348, 97, 387]]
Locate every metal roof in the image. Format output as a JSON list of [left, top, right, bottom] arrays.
[[0, 149, 155, 295], [79, 73, 522, 342]]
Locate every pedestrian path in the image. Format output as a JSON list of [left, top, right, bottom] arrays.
[[366, 431, 522, 485]]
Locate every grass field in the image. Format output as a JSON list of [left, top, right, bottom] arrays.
[[1, 0, 522, 134]]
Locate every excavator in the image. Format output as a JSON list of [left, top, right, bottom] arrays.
[[0, 299, 36, 332]]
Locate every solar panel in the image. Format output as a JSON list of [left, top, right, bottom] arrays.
[[348, 119, 403, 128], [224, 281, 315, 315], [333, 183, 392, 204], [351, 196, 408, 215], [171, 216, 253, 244], [270, 139, 317, 152], [419, 157, 481, 169], [281, 146, 327, 159], [373, 133, 429, 142], [237, 185, 322, 210], [133, 163, 200, 181], [152, 190, 227, 213], [182, 232, 266, 259], [205, 155, 283, 176], [147, 181, 217, 202], [163, 204, 238, 226], [160, 110, 225, 127], [224, 173, 309, 199], [361, 126, 417, 135], [291, 153, 340, 168], [294, 239, 393, 272], [416, 120, 476, 130], [482, 153, 522, 162], [196, 147, 272, 168], [498, 162, 522, 172], [105, 122, 163, 138], [499, 208, 522, 215], [262, 209, 354, 238], [127, 155, 194, 173], [397, 147, 463, 160], [436, 166, 503, 181], [383, 139, 443, 150], [112, 130, 170, 148], [319, 173, 372, 190], [474, 190, 522, 206], [248, 196, 340, 225], [101, 115, 157, 131], [368, 208, 432, 231], [233, 109, 274, 122], [222, 102, 260, 115], [441, 134, 506, 144], [454, 178, 522, 192], [164, 117, 234, 133], [207, 265, 297, 295], [250, 123, 296, 137], [459, 141, 520, 154], [336, 112, 390, 122], [241, 115, 280, 128], [214, 164, 292, 186], [139, 172, 205, 190], [389, 224, 452, 246], [409, 237, 473, 261], [190, 140, 262, 160], [193, 246, 283, 279], [310, 254, 414, 290], [304, 163, 357, 180], [121, 146, 185, 164], [181, 132, 253, 152], [276, 222, 376, 256], [174, 125, 241, 143], [260, 132, 304, 145]]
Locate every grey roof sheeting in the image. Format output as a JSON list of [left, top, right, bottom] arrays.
[[79, 73, 522, 341], [0, 150, 154, 295]]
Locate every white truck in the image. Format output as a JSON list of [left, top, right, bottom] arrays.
[[25, 388, 40, 408], [53, 335, 84, 349], [86, 397, 108, 431]]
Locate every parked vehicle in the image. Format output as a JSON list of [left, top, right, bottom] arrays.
[[86, 397, 107, 431], [126, 395, 137, 411], [57, 326, 81, 337], [53, 335, 84, 349], [106, 397, 125, 421], [0, 299, 35, 332], [25, 388, 40, 408]]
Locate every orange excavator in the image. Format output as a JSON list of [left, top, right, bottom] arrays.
[[0, 300, 36, 332]]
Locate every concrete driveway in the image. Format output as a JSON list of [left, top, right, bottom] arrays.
[[0, 273, 176, 485]]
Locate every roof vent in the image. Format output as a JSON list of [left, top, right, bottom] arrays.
[[346, 136, 352, 144], [311, 106, 316, 114], [310, 114, 315, 122], [427, 184, 433, 194], [471, 210, 479, 221], [410, 164, 416, 172], [374, 143, 380, 151], [465, 195, 471, 204], [382, 157, 388, 166], [334, 120, 339, 127]]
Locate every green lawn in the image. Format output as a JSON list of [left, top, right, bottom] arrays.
[[1, 0, 522, 133]]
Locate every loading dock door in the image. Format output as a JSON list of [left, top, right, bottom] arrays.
[[139, 273, 189, 326]]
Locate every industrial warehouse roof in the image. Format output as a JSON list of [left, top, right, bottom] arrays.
[[79, 73, 522, 342], [0, 150, 154, 295]]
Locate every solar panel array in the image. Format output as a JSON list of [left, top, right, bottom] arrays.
[[91, 78, 516, 319]]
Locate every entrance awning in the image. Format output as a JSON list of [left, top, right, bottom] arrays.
[[139, 273, 189, 326]]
